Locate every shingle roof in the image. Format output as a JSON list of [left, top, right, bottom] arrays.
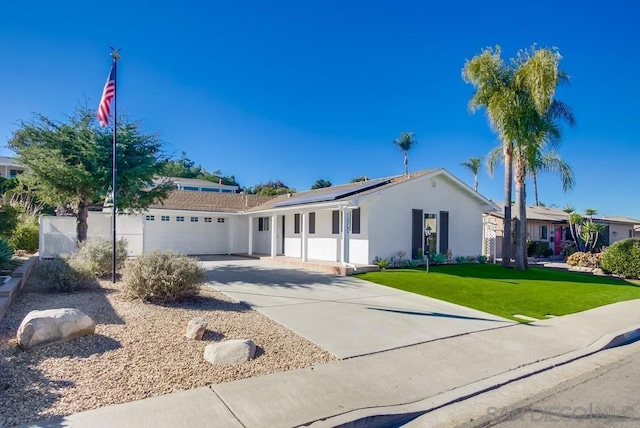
[[490, 204, 640, 225], [148, 191, 275, 213], [156, 176, 239, 189]]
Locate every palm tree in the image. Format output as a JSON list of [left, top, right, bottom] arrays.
[[528, 148, 574, 206], [464, 45, 572, 270], [461, 157, 483, 191], [393, 132, 417, 176]]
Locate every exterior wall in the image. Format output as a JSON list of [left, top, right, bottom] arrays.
[[307, 210, 339, 261], [608, 223, 635, 244], [368, 175, 485, 263], [283, 213, 302, 258], [252, 216, 271, 255], [230, 216, 249, 254]]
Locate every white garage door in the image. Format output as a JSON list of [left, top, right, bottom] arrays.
[[143, 214, 229, 255]]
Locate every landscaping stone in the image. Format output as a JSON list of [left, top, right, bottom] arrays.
[[204, 339, 256, 364], [185, 317, 207, 340], [17, 308, 96, 351]]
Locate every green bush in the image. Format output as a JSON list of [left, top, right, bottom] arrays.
[[403, 259, 422, 268], [34, 257, 94, 292], [455, 255, 466, 264], [373, 256, 391, 269], [429, 253, 447, 265], [9, 221, 39, 253], [123, 250, 206, 303], [75, 238, 128, 277], [601, 239, 640, 279], [566, 251, 603, 269], [0, 204, 19, 238], [477, 255, 488, 264], [0, 238, 14, 270], [527, 241, 553, 257]]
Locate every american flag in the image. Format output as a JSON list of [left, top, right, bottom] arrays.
[[97, 65, 116, 127]]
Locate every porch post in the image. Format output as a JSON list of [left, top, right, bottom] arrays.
[[270, 214, 277, 257], [341, 207, 350, 263], [301, 212, 308, 262], [248, 216, 253, 255]]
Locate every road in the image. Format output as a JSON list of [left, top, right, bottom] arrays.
[[480, 344, 640, 427]]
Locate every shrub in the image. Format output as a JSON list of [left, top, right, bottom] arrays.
[[601, 239, 640, 279], [0, 204, 19, 239], [404, 259, 422, 268], [566, 251, 603, 269], [34, 257, 94, 292], [455, 255, 466, 264], [9, 221, 39, 253], [75, 238, 128, 277], [373, 256, 391, 269], [527, 241, 553, 258], [430, 253, 447, 265], [123, 250, 206, 303], [477, 255, 488, 264], [0, 238, 14, 271]]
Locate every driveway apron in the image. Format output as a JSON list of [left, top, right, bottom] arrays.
[[201, 256, 513, 358]]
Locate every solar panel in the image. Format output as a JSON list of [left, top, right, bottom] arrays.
[[274, 178, 392, 208]]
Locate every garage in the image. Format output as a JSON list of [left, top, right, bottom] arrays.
[[143, 210, 230, 255]]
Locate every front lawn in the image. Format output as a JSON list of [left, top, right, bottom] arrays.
[[355, 264, 640, 323]]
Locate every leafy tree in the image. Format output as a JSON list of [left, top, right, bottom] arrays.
[[350, 176, 369, 183], [463, 45, 572, 269], [528, 148, 574, 206], [161, 151, 203, 178], [460, 157, 482, 191], [392, 132, 418, 176], [9, 107, 174, 243], [250, 179, 295, 196], [311, 179, 332, 190]]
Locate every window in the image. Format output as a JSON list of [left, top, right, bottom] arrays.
[[217, 218, 225, 223], [294, 214, 301, 234], [176, 216, 185, 222], [309, 212, 316, 234], [9, 169, 21, 178], [221, 189, 234, 193], [202, 188, 220, 192], [145, 215, 155, 221], [182, 186, 199, 191], [332, 211, 340, 234], [258, 217, 269, 231], [204, 217, 212, 223], [540, 225, 548, 240], [190, 217, 198, 222], [161, 216, 170, 222], [351, 208, 361, 234]]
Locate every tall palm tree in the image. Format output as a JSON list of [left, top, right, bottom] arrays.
[[528, 148, 575, 206], [464, 45, 572, 270], [393, 132, 417, 176], [461, 157, 483, 191]]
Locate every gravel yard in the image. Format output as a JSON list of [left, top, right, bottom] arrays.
[[0, 276, 336, 427]]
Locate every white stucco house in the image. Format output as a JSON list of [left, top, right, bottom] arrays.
[[136, 169, 498, 265]]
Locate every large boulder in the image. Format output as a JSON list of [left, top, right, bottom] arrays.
[[204, 339, 256, 365], [17, 308, 95, 351], [185, 317, 207, 340]]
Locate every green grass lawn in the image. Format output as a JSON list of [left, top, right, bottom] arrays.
[[355, 264, 640, 323]]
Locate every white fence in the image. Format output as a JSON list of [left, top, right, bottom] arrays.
[[39, 212, 144, 259]]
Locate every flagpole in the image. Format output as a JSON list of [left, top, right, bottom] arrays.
[[110, 48, 121, 284]]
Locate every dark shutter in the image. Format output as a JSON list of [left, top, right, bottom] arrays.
[[309, 212, 316, 234], [352, 208, 361, 234], [439, 211, 449, 254], [258, 217, 264, 231], [332, 210, 340, 234], [412, 209, 423, 259], [294, 213, 300, 234]]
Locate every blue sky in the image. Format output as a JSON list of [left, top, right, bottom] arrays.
[[1, 1, 638, 218]]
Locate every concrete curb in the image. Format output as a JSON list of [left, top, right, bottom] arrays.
[[306, 325, 640, 427]]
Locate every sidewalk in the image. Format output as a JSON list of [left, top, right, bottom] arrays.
[[24, 299, 640, 428]]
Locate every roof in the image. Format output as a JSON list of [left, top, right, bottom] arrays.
[[247, 168, 498, 213], [147, 191, 274, 213], [0, 156, 22, 167], [490, 204, 640, 225], [156, 176, 239, 189]]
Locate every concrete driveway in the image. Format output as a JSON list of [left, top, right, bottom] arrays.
[[201, 256, 513, 358]]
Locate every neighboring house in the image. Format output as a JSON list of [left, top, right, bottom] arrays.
[[485, 205, 640, 258], [138, 168, 498, 265], [157, 176, 239, 193], [0, 156, 24, 179], [635, 225, 640, 239]]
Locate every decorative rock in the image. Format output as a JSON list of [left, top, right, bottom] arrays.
[[17, 308, 95, 351], [204, 339, 256, 365], [185, 317, 207, 340]]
